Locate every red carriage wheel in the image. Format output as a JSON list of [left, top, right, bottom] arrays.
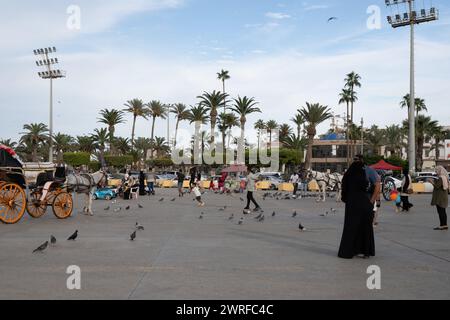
[[52, 192, 73, 219], [0, 183, 26, 224]]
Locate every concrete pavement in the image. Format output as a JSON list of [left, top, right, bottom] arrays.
[[0, 190, 449, 300]]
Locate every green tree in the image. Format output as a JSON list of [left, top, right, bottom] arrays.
[[20, 123, 49, 162], [197, 91, 228, 147], [146, 100, 167, 159], [278, 124, 293, 146], [254, 119, 266, 150], [290, 113, 305, 139], [400, 94, 427, 117], [170, 103, 190, 148], [97, 108, 126, 155], [53, 133, 75, 162], [134, 137, 153, 161], [344, 71, 361, 124], [265, 120, 279, 150], [76, 136, 95, 153], [298, 103, 333, 169], [217, 69, 230, 113], [123, 99, 148, 149], [366, 125, 385, 156], [0, 139, 17, 148], [384, 125, 403, 157]]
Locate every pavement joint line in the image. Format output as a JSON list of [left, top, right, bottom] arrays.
[[126, 215, 183, 300], [378, 235, 450, 263]]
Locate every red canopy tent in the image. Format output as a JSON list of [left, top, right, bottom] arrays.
[[370, 160, 402, 171]]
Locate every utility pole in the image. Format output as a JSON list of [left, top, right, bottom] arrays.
[[361, 118, 364, 155], [385, 0, 438, 173], [34, 47, 66, 163]]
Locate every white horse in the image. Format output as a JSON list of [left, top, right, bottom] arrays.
[[66, 171, 108, 215], [306, 169, 343, 202]]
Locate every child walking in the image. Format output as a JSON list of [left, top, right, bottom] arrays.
[[193, 182, 205, 207]]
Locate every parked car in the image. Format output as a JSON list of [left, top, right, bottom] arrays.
[[93, 187, 117, 200]]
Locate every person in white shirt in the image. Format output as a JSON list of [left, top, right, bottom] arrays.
[[244, 168, 262, 213], [290, 172, 300, 197]]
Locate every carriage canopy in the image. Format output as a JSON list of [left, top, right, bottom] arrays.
[[0, 144, 22, 168]]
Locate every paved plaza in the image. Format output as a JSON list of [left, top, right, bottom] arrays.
[[0, 190, 449, 300]]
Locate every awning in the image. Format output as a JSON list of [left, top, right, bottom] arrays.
[[370, 160, 402, 171]]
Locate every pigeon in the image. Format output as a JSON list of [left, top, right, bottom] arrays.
[[299, 223, 306, 231], [159, 198, 164, 202], [240, 197, 244, 202], [292, 211, 297, 218], [331, 208, 337, 214], [138, 204, 143, 209], [130, 230, 136, 241], [114, 207, 122, 213], [33, 241, 48, 253], [218, 206, 227, 211], [67, 230, 78, 241], [104, 206, 110, 211], [50, 235, 56, 245], [135, 222, 144, 231], [171, 198, 176, 202], [199, 215, 203, 219], [258, 215, 265, 222], [272, 211, 276, 217], [254, 213, 262, 220], [228, 214, 234, 220], [125, 206, 130, 210], [238, 218, 244, 225], [328, 17, 338, 23], [320, 211, 329, 217]]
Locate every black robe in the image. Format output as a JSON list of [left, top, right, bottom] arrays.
[[139, 172, 146, 196], [338, 165, 375, 259]]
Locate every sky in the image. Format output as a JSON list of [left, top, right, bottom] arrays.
[[1, 0, 449, 147]]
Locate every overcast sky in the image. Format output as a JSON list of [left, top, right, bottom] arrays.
[[1, 0, 449, 146]]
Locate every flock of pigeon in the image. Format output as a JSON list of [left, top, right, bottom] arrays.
[[32, 190, 340, 253]]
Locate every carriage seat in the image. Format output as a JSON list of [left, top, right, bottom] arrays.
[[54, 166, 66, 183], [34, 171, 54, 188]]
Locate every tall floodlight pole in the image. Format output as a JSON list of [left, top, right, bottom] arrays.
[[385, 0, 438, 173], [34, 47, 66, 163], [361, 118, 364, 155]]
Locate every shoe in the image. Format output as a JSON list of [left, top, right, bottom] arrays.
[[253, 207, 262, 212], [434, 226, 448, 230]]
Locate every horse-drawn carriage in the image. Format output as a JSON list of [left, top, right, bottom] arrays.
[[0, 144, 73, 224]]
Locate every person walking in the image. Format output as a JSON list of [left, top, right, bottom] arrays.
[[176, 170, 185, 197], [290, 171, 300, 198], [193, 181, 205, 207], [189, 167, 197, 191], [338, 160, 375, 259], [146, 169, 156, 196], [244, 167, 262, 213], [431, 166, 449, 231], [399, 167, 413, 212], [139, 170, 146, 196]]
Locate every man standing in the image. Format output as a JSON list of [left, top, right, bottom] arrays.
[[290, 171, 300, 198], [244, 167, 262, 213], [146, 169, 156, 196], [354, 155, 381, 226], [176, 170, 185, 197]]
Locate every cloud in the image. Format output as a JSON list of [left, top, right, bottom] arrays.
[[265, 12, 291, 20], [2, 35, 450, 144], [302, 4, 330, 11]]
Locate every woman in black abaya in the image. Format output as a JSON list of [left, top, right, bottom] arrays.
[[338, 161, 375, 259]]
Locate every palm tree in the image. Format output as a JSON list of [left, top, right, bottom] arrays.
[[218, 113, 239, 151], [153, 137, 170, 158], [114, 137, 131, 155], [298, 103, 333, 169], [0, 139, 17, 148], [283, 134, 307, 150], [400, 94, 427, 117], [123, 99, 148, 149], [53, 133, 75, 162], [97, 108, 126, 155], [278, 124, 293, 146], [254, 119, 266, 150], [344, 71, 361, 124], [197, 91, 228, 146], [20, 123, 49, 162], [384, 125, 403, 157], [76, 136, 95, 153], [91, 128, 109, 164], [146, 100, 168, 159], [217, 69, 230, 113], [429, 128, 448, 160], [231, 96, 261, 162], [290, 113, 305, 139], [170, 103, 190, 147], [265, 120, 279, 150], [188, 105, 209, 161], [134, 137, 153, 161], [403, 115, 440, 170], [339, 88, 357, 163], [366, 126, 385, 156]]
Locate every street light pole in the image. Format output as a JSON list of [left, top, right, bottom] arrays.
[[385, 0, 438, 173], [361, 117, 364, 155], [34, 47, 66, 163]]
